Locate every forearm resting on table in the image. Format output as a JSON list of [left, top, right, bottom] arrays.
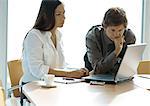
[[48, 68, 89, 78], [48, 68, 69, 77]]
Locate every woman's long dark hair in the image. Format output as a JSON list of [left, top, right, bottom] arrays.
[[33, 0, 62, 31]]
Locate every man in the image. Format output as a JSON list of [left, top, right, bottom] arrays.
[[85, 7, 136, 75]]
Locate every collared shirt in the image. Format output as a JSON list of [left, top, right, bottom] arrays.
[[86, 26, 136, 74], [22, 29, 65, 82]]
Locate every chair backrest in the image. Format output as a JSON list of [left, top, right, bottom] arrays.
[[8, 60, 23, 97], [137, 60, 150, 74]]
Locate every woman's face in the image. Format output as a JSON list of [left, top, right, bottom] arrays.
[[54, 4, 65, 28], [104, 24, 125, 41]]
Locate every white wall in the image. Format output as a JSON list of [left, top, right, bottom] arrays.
[[61, 0, 143, 67], [0, 0, 8, 90], [142, 0, 150, 60], [7, 0, 41, 61], [7, 0, 143, 68]]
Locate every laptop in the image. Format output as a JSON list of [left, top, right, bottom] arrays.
[[83, 43, 147, 84]]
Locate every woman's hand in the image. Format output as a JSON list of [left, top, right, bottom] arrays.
[[67, 68, 89, 78], [80, 68, 89, 76]]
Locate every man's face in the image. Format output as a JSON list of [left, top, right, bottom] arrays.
[[104, 24, 125, 41]]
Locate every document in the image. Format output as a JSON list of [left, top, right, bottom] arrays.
[[54, 77, 85, 84]]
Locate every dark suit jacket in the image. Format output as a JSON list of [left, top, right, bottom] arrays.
[[85, 25, 136, 74]]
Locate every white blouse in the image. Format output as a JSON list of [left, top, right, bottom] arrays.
[[22, 29, 65, 82]]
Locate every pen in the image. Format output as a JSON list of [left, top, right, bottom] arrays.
[[63, 77, 75, 80]]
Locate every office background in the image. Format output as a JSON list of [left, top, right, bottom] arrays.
[[0, 0, 150, 94], [7, 0, 142, 67]]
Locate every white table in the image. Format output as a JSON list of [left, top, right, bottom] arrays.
[[23, 79, 150, 106], [133, 75, 150, 90]]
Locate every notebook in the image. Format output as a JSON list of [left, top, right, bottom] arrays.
[[54, 77, 84, 84], [53, 68, 84, 84], [83, 43, 147, 84]]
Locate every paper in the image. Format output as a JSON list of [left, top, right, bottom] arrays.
[[54, 77, 85, 84]]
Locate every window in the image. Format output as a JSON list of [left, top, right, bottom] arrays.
[[8, 0, 143, 68], [8, 0, 41, 61], [0, 0, 8, 91]]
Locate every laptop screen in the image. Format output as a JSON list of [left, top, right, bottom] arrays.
[[115, 43, 146, 80]]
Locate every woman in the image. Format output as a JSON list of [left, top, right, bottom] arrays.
[[22, 0, 88, 84], [85, 7, 136, 74]]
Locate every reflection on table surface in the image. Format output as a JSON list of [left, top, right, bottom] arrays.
[[23, 78, 150, 106]]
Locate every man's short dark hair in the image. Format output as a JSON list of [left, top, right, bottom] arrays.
[[102, 7, 128, 28]]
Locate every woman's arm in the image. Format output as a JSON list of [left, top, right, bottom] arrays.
[[48, 68, 89, 78], [24, 31, 49, 79]]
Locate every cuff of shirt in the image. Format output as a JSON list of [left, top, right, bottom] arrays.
[[40, 65, 49, 81]]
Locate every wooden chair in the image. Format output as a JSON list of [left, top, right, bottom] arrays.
[[8, 60, 23, 98], [137, 60, 150, 74], [7, 59, 30, 106]]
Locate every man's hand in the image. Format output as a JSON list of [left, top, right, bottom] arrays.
[[114, 35, 125, 57]]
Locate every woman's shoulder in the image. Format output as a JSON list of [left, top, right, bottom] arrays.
[[29, 28, 45, 36], [26, 28, 46, 43]]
